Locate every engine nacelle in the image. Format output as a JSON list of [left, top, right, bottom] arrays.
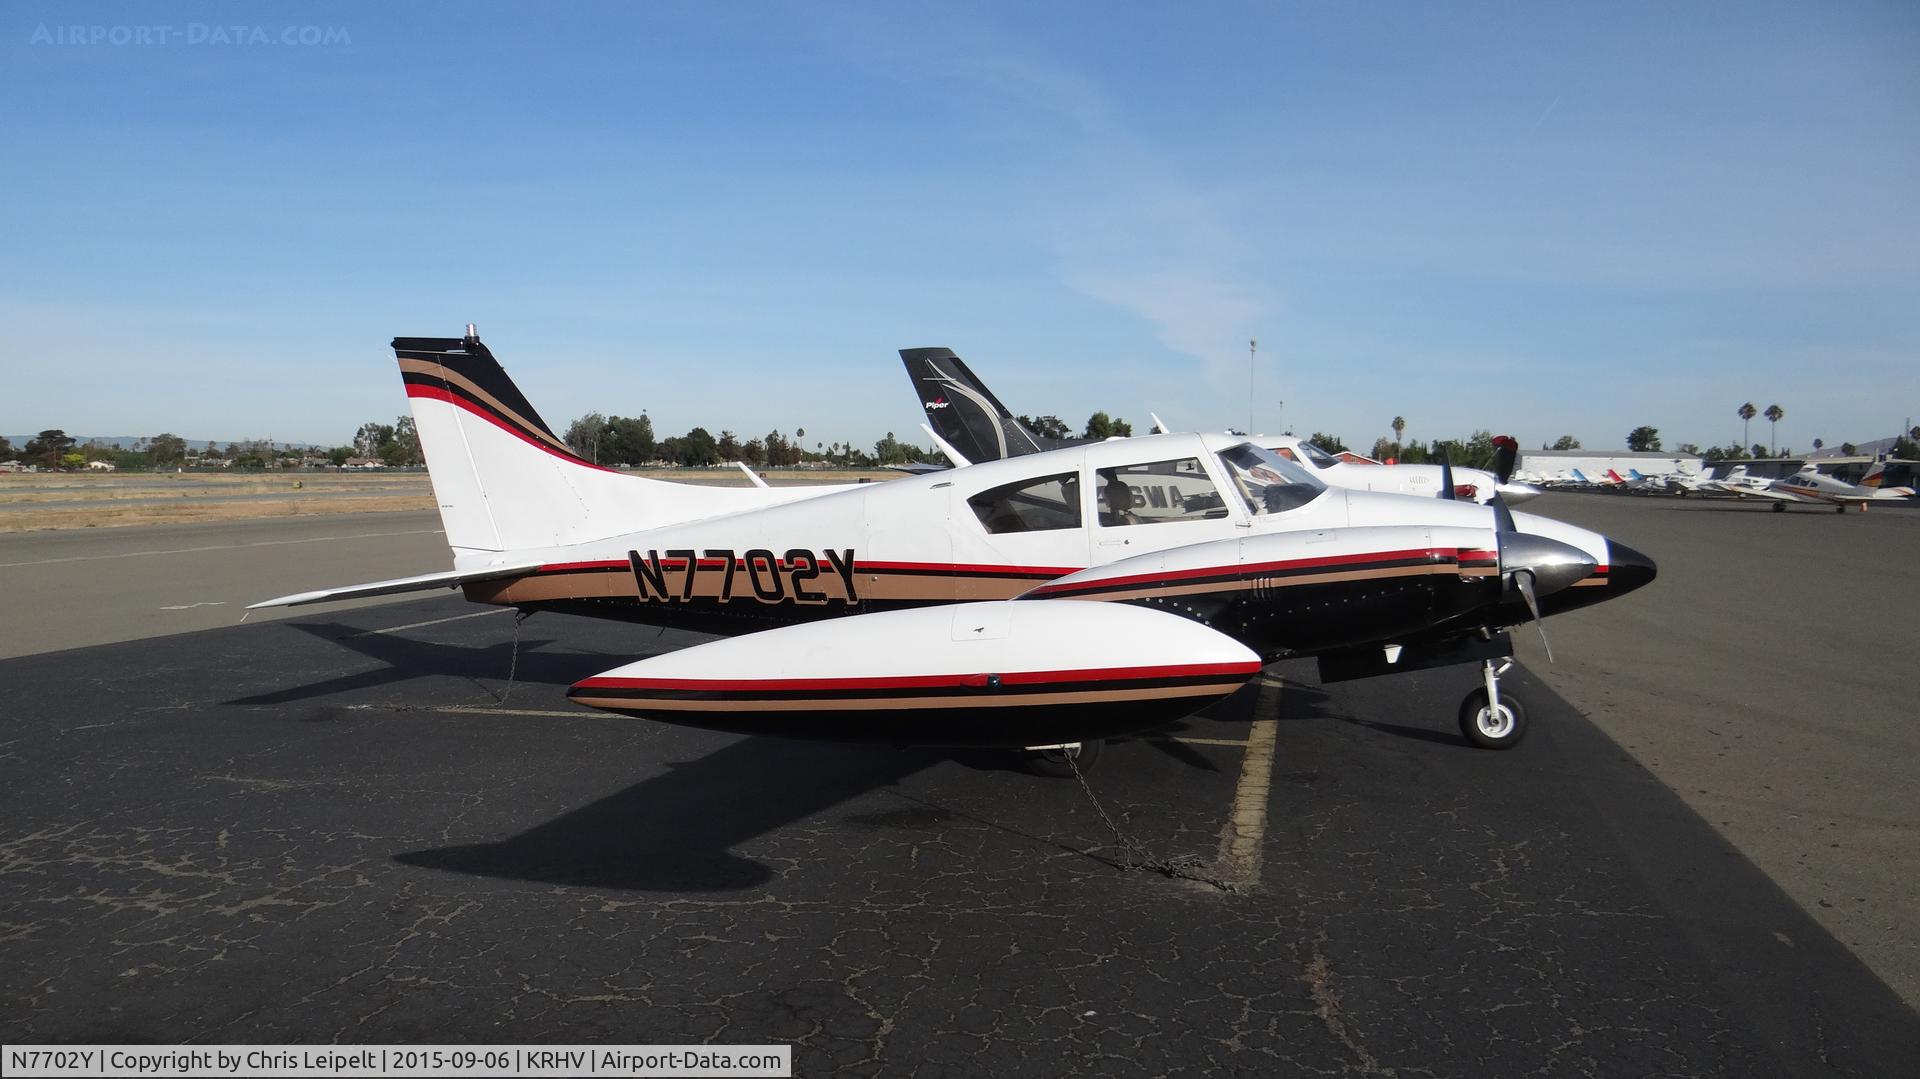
[[569, 600, 1261, 747]]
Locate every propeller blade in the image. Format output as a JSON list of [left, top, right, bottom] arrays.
[[1491, 435, 1518, 486], [1514, 569, 1553, 663], [1490, 491, 1517, 536], [1437, 446, 1457, 500]]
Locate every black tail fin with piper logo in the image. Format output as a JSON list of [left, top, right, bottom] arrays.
[[899, 347, 1083, 464]]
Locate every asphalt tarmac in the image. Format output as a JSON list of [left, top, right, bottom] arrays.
[[1512, 491, 1920, 1006], [0, 511, 450, 658], [2, 500, 1917, 1073]]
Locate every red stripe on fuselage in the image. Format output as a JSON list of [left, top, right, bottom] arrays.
[[858, 560, 1078, 577], [405, 383, 626, 474], [1032, 546, 1460, 595], [531, 558, 1078, 578]]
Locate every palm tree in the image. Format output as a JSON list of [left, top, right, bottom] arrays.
[[1763, 404, 1784, 455], [1738, 402, 1757, 451], [1391, 416, 1406, 455]]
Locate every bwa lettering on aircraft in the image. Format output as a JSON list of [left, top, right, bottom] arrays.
[[254, 329, 1655, 758]]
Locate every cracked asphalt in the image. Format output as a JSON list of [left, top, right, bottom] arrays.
[[3, 598, 1916, 1075]]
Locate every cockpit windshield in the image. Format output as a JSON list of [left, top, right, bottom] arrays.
[[1296, 441, 1341, 469], [1217, 443, 1328, 515]]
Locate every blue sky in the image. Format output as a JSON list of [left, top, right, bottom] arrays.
[[3, 1, 1916, 454]]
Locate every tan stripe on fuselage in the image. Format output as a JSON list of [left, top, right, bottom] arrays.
[[465, 566, 1042, 607]]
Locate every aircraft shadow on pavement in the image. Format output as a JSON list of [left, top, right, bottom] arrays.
[[396, 737, 945, 892], [224, 620, 654, 707], [390, 680, 1286, 892], [1267, 662, 1499, 749]]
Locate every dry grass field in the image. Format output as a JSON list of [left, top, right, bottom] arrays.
[[0, 469, 894, 532]]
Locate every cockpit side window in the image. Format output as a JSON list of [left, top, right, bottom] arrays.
[[1218, 442, 1327, 515], [1298, 442, 1340, 469], [1094, 458, 1229, 527], [967, 472, 1082, 535]]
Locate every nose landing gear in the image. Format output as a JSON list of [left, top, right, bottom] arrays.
[[1459, 657, 1528, 749]]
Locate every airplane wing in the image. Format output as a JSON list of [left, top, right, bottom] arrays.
[[1810, 491, 1909, 505], [568, 599, 1261, 746], [1751, 485, 1821, 503], [248, 562, 546, 610]]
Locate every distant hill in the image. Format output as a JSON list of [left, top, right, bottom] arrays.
[[1806, 435, 1907, 459]]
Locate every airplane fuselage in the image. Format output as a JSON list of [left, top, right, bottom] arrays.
[[463, 432, 1647, 660]]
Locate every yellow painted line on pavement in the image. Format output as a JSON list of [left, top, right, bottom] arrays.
[[1216, 680, 1282, 889]]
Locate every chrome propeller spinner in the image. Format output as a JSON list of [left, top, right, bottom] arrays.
[[1440, 436, 1595, 662]]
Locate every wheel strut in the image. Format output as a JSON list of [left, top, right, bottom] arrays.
[[1482, 657, 1512, 706]]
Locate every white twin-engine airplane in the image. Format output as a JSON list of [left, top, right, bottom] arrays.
[[1745, 462, 1915, 513], [254, 329, 1655, 755], [899, 348, 1543, 507]]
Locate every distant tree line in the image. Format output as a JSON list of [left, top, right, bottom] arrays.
[[15, 407, 1903, 475], [0, 423, 414, 472], [546, 409, 1141, 469]]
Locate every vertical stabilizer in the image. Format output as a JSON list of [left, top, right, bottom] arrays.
[[395, 331, 831, 555], [900, 347, 1061, 464]]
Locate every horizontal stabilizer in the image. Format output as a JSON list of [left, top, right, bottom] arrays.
[[248, 563, 544, 610], [920, 422, 970, 467], [735, 462, 769, 488]]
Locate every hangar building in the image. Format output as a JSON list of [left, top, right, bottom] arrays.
[[1517, 448, 1704, 479]]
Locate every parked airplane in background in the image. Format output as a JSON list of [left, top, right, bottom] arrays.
[[1511, 466, 1567, 487], [1747, 462, 1916, 512], [1268, 436, 1543, 505], [1693, 465, 1777, 498], [901, 347, 1542, 507], [1619, 469, 1670, 493]]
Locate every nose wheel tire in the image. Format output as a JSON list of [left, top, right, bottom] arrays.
[[1459, 688, 1528, 750], [1024, 739, 1104, 777]]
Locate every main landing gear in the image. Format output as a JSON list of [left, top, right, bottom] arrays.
[[1458, 657, 1528, 750]]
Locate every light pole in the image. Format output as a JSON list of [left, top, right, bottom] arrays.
[[1248, 339, 1257, 436]]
